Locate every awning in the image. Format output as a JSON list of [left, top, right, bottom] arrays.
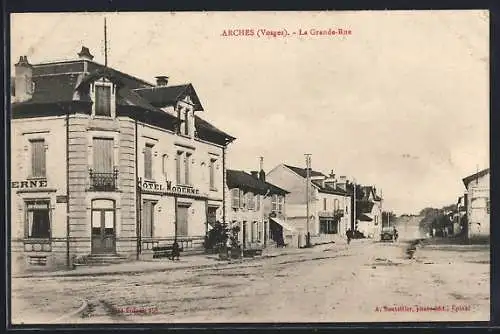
[[270, 217, 296, 232]]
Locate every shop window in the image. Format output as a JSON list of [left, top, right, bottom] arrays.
[[25, 200, 51, 239], [30, 139, 46, 178]]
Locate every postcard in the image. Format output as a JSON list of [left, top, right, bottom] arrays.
[[9, 10, 490, 324]]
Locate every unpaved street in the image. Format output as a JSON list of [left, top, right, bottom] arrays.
[[11, 240, 489, 324]]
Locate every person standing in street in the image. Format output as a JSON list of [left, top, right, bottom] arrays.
[[347, 228, 352, 245], [171, 239, 180, 261]]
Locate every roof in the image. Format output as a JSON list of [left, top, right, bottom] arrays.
[[311, 179, 349, 196], [195, 115, 235, 145], [357, 213, 373, 222], [356, 200, 375, 215], [361, 186, 382, 201], [226, 170, 288, 195], [462, 168, 489, 187], [134, 84, 204, 111], [284, 164, 326, 178], [15, 73, 80, 105]]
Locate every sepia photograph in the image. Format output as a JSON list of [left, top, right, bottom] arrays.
[[8, 10, 490, 324]]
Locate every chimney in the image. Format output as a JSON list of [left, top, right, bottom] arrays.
[[77, 46, 94, 61], [259, 157, 265, 182], [155, 76, 169, 86], [14, 56, 33, 103], [251, 171, 259, 179]]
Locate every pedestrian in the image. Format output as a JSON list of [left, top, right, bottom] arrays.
[[393, 227, 398, 242], [347, 229, 352, 245], [225, 236, 232, 259], [171, 239, 180, 261]]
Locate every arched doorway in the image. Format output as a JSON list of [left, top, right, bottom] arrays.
[[91, 199, 116, 254]]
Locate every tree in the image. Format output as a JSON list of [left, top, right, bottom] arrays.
[[205, 221, 229, 252]]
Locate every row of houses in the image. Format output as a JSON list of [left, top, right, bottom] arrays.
[[10, 47, 385, 272], [449, 168, 490, 240]]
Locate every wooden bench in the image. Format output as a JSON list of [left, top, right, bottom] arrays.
[[152, 245, 184, 259]]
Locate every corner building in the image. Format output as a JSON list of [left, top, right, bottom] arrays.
[[10, 47, 235, 271]]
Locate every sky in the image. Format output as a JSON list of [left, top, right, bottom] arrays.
[[10, 11, 489, 215]]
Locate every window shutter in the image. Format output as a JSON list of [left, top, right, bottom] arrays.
[[31, 139, 46, 177], [176, 151, 182, 184], [144, 145, 153, 179], [93, 138, 113, 173]]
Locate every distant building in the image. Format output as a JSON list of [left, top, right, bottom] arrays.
[[266, 165, 352, 246], [356, 186, 383, 239], [462, 168, 490, 239], [225, 168, 290, 248]]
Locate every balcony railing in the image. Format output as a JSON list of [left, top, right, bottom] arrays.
[[89, 168, 119, 191]]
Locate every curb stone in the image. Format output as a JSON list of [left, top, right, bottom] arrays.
[[13, 243, 343, 279]]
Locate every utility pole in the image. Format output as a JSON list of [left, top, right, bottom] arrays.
[[353, 178, 357, 231], [305, 154, 312, 248]]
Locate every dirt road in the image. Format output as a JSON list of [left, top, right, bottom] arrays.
[[11, 240, 489, 324]]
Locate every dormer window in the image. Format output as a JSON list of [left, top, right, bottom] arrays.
[[95, 85, 111, 116], [91, 80, 116, 118]]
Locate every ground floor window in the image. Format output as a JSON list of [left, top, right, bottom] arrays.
[[142, 200, 156, 238], [319, 219, 338, 234], [25, 200, 51, 238], [176, 204, 190, 237]]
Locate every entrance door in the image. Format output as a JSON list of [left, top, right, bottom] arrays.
[[91, 199, 116, 254], [242, 222, 247, 248]]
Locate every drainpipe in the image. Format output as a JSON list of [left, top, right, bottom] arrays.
[[66, 109, 70, 268], [222, 145, 226, 226], [135, 117, 140, 260]]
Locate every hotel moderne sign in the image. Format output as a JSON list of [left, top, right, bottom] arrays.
[[138, 178, 203, 197]]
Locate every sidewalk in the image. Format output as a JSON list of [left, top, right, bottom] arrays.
[[13, 240, 354, 279]]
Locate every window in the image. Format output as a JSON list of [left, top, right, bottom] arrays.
[[231, 188, 240, 209], [240, 190, 245, 209], [255, 195, 260, 211], [25, 200, 50, 238], [142, 200, 156, 238], [272, 194, 278, 211], [30, 139, 46, 178], [185, 153, 191, 185], [93, 138, 113, 173], [91, 138, 116, 191], [144, 144, 153, 180], [176, 151, 183, 184], [278, 196, 284, 213], [334, 199, 339, 211], [209, 158, 216, 190], [323, 198, 327, 211], [162, 154, 168, 178], [184, 109, 190, 136], [247, 193, 255, 210], [487, 199, 490, 214], [95, 85, 111, 116]]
